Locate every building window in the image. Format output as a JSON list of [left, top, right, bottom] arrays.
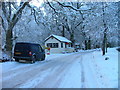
[[69, 43, 71, 47], [61, 43, 63, 48], [53, 43, 58, 48], [65, 43, 67, 48], [71, 43, 73, 47], [47, 43, 52, 48], [47, 43, 58, 48]]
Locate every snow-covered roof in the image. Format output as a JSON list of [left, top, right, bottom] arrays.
[[45, 34, 71, 43]]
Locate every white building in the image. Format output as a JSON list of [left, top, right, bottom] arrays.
[[45, 34, 74, 54]]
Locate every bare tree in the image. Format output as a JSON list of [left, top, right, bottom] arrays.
[[101, 2, 108, 55], [1, 0, 32, 58], [0, 3, 2, 51]]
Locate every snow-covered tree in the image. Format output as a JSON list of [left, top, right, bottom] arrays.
[[1, 0, 32, 57], [1, 0, 118, 58]]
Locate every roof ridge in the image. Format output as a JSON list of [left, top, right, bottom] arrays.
[[45, 34, 71, 43]]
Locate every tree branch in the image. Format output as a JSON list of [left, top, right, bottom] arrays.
[[11, 0, 32, 27], [56, 1, 92, 11], [46, 0, 58, 13], [8, 2, 11, 21], [33, 8, 39, 25], [1, 16, 6, 32], [2, 2, 10, 22], [27, 4, 40, 25], [11, 2, 18, 10], [75, 21, 82, 28]]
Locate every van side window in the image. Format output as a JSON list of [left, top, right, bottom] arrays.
[[39, 46, 43, 52], [32, 45, 39, 52]]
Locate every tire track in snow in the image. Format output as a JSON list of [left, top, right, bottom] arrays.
[[2, 54, 69, 79], [81, 52, 100, 88], [2, 52, 95, 88], [80, 55, 85, 88], [2, 55, 70, 88], [32, 54, 81, 88], [80, 51, 97, 88], [18, 53, 82, 88], [58, 56, 82, 88], [2, 53, 80, 88]]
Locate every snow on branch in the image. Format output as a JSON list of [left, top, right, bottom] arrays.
[[55, 1, 94, 11], [1, 16, 6, 32], [11, 0, 32, 25], [46, 0, 58, 13], [2, 2, 10, 22], [11, 2, 19, 10], [75, 21, 82, 28], [27, 4, 40, 25]]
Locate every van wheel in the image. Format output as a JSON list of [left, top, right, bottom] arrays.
[[41, 55, 45, 61], [31, 56, 36, 64], [15, 59, 19, 62], [31, 60, 35, 64]]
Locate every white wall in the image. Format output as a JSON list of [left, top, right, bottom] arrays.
[[45, 37, 74, 54], [45, 37, 64, 53], [45, 38, 61, 48]]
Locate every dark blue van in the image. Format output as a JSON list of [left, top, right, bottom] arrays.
[[14, 42, 45, 63]]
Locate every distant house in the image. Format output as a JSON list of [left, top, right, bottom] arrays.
[[45, 34, 74, 53], [74, 43, 80, 52]]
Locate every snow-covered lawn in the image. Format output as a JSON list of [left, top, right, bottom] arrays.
[[92, 48, 118, 88], [82, 48, 118, 88], [1, 48, 118, 88]]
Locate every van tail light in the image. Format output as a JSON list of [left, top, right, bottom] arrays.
[[29, 51, 32, 56]]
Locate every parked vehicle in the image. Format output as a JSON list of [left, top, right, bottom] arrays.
[[13, 42, 45, 63], [117, 47, 120, 52]]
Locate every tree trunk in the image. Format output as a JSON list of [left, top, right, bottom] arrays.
[[70, 33, 75, 47], [102, 2, 107, 56], [105, 38, 107, 53], [61, 25, 65, 37], [102, 41, 105, 56], [88, 38, 91, 49], [85, 40, 87, 50], [102, 29, 107, 55], [2, 1, 31, 59], [6, 27, 13, 58], [0, 16, 2, 56]]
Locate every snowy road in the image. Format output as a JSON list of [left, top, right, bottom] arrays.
[[1, 49, 118, 88], [2, 52, 89, 88]]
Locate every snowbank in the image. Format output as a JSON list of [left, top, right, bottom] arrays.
[[45, 52, 78, 61], [87, 48, 118, 88]]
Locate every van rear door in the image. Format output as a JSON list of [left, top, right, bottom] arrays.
[[14, 43, 31, 57], [38, 45, 45, 60]]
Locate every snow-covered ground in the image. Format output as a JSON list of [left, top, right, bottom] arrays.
[[81, 48, 118, 88], [1, 48, 118, 88], [91, 48, 118, 88]]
